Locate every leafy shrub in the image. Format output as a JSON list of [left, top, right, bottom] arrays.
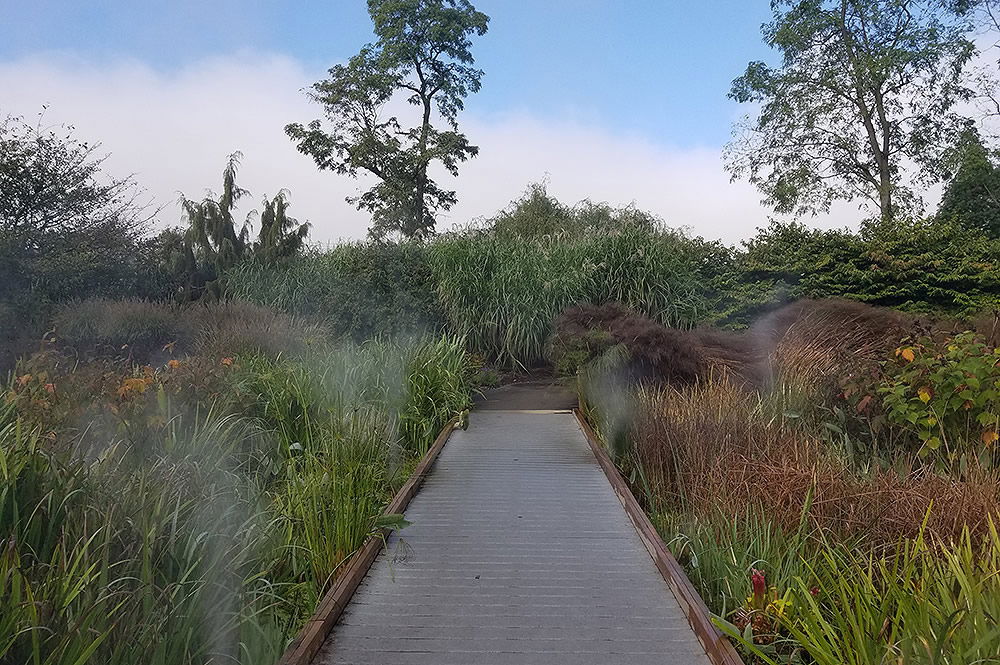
[[880, 330, 1000, 466], [227, 242, 446, 341], [720, 218, 1000, 327], [0, 115, 171, 333]]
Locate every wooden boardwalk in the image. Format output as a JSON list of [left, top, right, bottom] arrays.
[[311, 411, 715, 665]]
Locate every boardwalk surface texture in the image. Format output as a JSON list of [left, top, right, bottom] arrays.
[[315, 410, 712, 665]]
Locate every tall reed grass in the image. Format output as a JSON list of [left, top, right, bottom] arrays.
[[429, 221, 717, 365], [0, 332, 471, 664]]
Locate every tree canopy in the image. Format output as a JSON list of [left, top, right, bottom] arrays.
[[286, 0, 489, 239], [937, 128, 1000, 234], [0, 113, 157, 311], [727, 0, 978, 223]]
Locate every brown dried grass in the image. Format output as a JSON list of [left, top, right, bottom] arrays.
[[551, 302, 705, 384], [750, 298, 911, 390], [633, 381, 1000, 544], [554, 298, 916, 389]]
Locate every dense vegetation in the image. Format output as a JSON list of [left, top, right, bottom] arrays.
[[574, 300, 1000, 663], [5, 0, 1000, 662], [2, 300, 471, 663], [228, 183, 1000, 363]]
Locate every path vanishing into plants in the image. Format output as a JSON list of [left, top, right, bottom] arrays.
[[309, 405, 715, 665]]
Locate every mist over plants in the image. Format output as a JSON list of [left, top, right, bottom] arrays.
[[4, 0, 1000, 663]]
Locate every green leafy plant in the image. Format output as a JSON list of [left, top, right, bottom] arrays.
[[880, 331, 1000, 466]]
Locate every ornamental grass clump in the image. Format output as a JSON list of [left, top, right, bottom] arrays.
[[428, 187, 718, 366]]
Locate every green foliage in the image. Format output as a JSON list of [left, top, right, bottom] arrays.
[[227, 241, 446, 341], [173, 153, 311, 300], [0, 114, 166, 338], [286, 0, 489, 238], [938, 128, 1000, 236], [880, 331, 1000, 465], [0, 407, 295, 665], [728, 0, 977, 222], [1, 320, 472, 663], [673, 511, 1000, 665], [720, 218, 1000, 326], [390, 334, 472, 453], [428, 186, 723, 364], [252, 190, 310, 264]]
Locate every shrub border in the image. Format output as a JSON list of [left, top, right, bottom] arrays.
[[277, 418, 458, 665], [573, 408, 745, 665]]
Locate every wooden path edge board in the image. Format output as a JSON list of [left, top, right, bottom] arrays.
[[277, 418, 458, 665], [573, 409, 746, 665]]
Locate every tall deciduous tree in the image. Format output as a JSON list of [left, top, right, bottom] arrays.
[[286, 0, 489, 239], [943, 0, 1000, 117], [727, 0, 977, 223]]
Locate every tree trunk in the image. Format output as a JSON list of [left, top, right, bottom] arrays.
[[412, 96, 432, 238], [879, 166, 893, 223]]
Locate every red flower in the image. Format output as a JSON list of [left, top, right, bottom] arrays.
[[751, 569, 767, 609], [810, 586, 819, 596]]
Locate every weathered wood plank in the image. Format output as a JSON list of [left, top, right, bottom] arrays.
[[277, 419, 457, 665], [573, 410, 745, 665], [307, 411, 729, 665]]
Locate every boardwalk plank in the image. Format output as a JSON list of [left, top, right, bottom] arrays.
[[312, 411, 714, 665]]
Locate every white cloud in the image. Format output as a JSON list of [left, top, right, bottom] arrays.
[[0, 52, 867, 245]]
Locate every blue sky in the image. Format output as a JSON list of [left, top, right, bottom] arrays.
[[0, 0, 773, 148], [2, 1, 853, 242]]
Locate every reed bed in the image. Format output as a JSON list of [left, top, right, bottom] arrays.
[[0, 330, 471, 664], [428, 221, 715, 365]]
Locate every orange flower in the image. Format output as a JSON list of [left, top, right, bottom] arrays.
[[220, 357, 234, 367], [44, 383, 56, 394], [167, 359, 181, 370], [984, 430, 999, 445], [117, 378, 149, 398]]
